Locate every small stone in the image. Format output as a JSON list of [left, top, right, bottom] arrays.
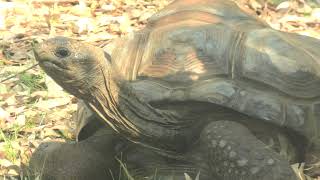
[[237, 158, 248, 167], [227, 146, 231, 150], [241, 171, 246, 175], [228, 169, 232, 173], [267, 158, 274, 165], [250, 167, 260, 174], [219, 140, 227, 148], [229, 151, 237, 158], [235, 170, 239, 174]]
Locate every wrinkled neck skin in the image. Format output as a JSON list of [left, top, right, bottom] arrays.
[[83, 61, 186, 153]]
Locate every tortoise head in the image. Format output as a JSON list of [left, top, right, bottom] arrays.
[[33, 37, 109, 98]]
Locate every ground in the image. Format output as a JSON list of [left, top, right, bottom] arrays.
[[0, 0, 319, 179]]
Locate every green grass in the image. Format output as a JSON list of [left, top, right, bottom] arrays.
[[0, 127, 20, 163], [116, 157, 135, 180], [111, 157, 200, 180], [18, 73, 47, 93], [0, 122, 37, 163]]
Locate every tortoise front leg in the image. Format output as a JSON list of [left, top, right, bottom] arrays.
[[29, 100, 123, 180], [200, 120, 297, 180], [29, 128, 122, 180]]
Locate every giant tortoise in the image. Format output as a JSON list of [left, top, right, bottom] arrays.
[[31, 0, 320, 179]]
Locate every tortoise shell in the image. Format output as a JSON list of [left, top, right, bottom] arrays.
[[104, 0, 320, 146]]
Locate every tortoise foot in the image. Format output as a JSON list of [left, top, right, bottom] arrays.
[[200, 120, 298, 180], [29, 140, 119, 180]]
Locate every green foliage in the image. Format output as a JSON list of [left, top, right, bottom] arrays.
[[24, 119, 36, 129], [0, 127, 19, 162], [18, 73, 47, 93]]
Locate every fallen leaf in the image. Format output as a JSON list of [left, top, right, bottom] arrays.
[[249, 0, 262, 10], [101, 4, 116, 11], [276, 1, 291, 11], [312, 8, 320, 20], [34, 97, 71, 110], [0, 107, 13, 122], [15, 114, 25, 126], [139, 11, 154, 22], [7, 168, 19, 176], [5, 95, 16, 106], [69, 1, 91, 17], [0, 150, 5, 159], [0, 159, 13, 168], [45, 75, 67, 98], [71, 17, 95, 34]]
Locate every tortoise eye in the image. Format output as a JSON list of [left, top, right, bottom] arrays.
[[54, 47, 71, 58]]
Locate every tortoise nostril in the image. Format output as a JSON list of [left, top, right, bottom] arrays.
[[54, 47, 71, 58]]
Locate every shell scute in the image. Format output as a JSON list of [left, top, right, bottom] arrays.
[[242, 29, 320, 98], [139, 24, 237, 81]]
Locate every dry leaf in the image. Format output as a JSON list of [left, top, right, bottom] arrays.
[[312, 8, 320, 20], [34, 97, 71, 110], [45, 75, 67, 98], [15, 114, 25, 126], [0, 159, 13, 168], [139, 11, 153, 22], [43, 129, 60, 138], [101, 4, 116, 11], [0, 107, 11, 122], [71, 17, 95, 34], [7, 168, 19, 176], [69, 1, 91, 17], [249, 0, 262, 10], [97, 15, 113, 26], [276, 1, 291, 11], [5, 95, 16, 106], [0, 149, 5, 159], [292, 163, 306, 180], [296, 3, 313, 14], [130, 9, 142, 18]]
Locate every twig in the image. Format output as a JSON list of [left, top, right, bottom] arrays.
[[0, 63, 39, 83]]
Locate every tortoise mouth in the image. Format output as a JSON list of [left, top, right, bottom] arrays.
[[33, 47, 69, 70], [41, 61, 65, 71], [40, 59, 68, 70]]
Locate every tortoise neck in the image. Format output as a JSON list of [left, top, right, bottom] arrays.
[[86, 63, 183, 152]]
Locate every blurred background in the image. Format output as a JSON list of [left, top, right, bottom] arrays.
[[0, 0, 319, 178]]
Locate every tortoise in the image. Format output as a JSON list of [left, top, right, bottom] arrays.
[[31, 0, 320, 179]]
